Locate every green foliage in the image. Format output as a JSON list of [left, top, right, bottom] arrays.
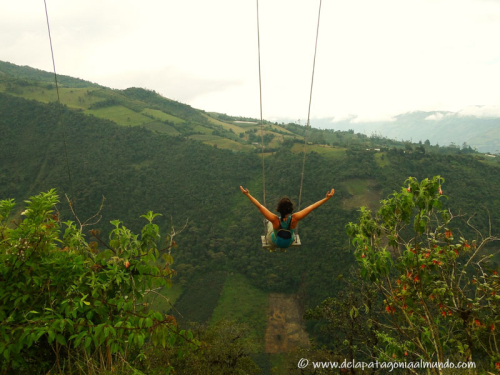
[[142, 320, 260, 375], [0, 190, 197, 374], [346, 176, 500, 369]]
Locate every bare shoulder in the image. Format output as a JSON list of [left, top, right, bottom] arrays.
[[269, 214, 280, 230], [271, 214, 280, 225]]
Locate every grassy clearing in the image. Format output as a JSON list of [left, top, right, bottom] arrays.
[[232, 121, 260, 129], [172, 272, 227, 325], [291, 144, 346, 158], [242, 129, 294, 147], [192, 125, 214, 135], [142, 108, 185, 124], [210, 273, 268, 349], [189, 134, 220, 142], [0, 83, 99, 109], [203, 114, 245, 134], [342, 179, 381, 211], [374, 152, 390, 167], [273, 125, 294, 134], [240, 125, 260, 133], [143, 121, 180, 135], [267, 136, 284, 149], [203, 138, 252, 152], [86, 106, 151, 126], [189, 134, 252, 151], [343, 179, 373, 195], [146, 284, 183, 314]]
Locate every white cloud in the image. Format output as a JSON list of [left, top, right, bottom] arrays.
[[425, 113, 446, 121], [425, 107, 500, 120], [330, 114, 357, 123], [329, 112, 396, 124], [96, 66, 242, 103], [350, 114, 396, 124], [1, 0, 500, 120], [456, 105, 500, 118]]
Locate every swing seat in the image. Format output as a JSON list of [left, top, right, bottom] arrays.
[[261, 234, 301, 249]]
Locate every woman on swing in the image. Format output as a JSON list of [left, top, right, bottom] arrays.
[[240, 186, 335, 250]]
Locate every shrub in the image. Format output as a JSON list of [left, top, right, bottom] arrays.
[[0, 190, 197, 374]]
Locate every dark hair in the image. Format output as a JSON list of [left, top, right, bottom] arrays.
[[276, 197, 294, 219]]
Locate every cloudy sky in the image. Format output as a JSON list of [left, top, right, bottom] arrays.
[[2, 0, 500, 123]]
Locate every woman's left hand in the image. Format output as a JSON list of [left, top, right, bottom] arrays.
[[240, 186, 250, 196]]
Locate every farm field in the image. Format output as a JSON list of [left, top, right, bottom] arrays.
[[291, 143, 347, 158], [211, 273, 269, 349], [143, 121, 180, 135], [86, 105, 151, 126], [142, 108, 185, 124], [0, 83, 99, 109], [203, 113, 245, 134]]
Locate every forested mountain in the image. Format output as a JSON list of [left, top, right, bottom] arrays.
[[1, 61, 500, 374]]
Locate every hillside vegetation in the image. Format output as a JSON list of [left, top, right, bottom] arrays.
[[1, 61, 500, 373]]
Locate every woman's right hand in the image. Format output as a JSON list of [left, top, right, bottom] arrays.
[[325, 188, 335, 200]]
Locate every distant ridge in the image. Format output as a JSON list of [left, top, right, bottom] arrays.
[[289, 111, 500, 154]]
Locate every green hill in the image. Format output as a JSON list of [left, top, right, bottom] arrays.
[[7, 59, 495, 158], [2, 61, 500, 373]]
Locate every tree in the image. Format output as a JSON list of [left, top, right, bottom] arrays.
[[346, 176, 500, 373]]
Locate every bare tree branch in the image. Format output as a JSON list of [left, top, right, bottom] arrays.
[[143, 288, 184, 318], [82, 195, 105, 227]]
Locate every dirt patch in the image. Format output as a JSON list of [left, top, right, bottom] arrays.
[[264, 293, 310, 353]]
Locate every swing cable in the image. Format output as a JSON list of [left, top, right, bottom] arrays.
[[256, 0, 266, 210], [43, 0, 75, 204], [296, 0, 322, 235]]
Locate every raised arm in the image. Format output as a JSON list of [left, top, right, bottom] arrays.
[[240, 186, 279, 225], [292, 189, 334, 224]]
